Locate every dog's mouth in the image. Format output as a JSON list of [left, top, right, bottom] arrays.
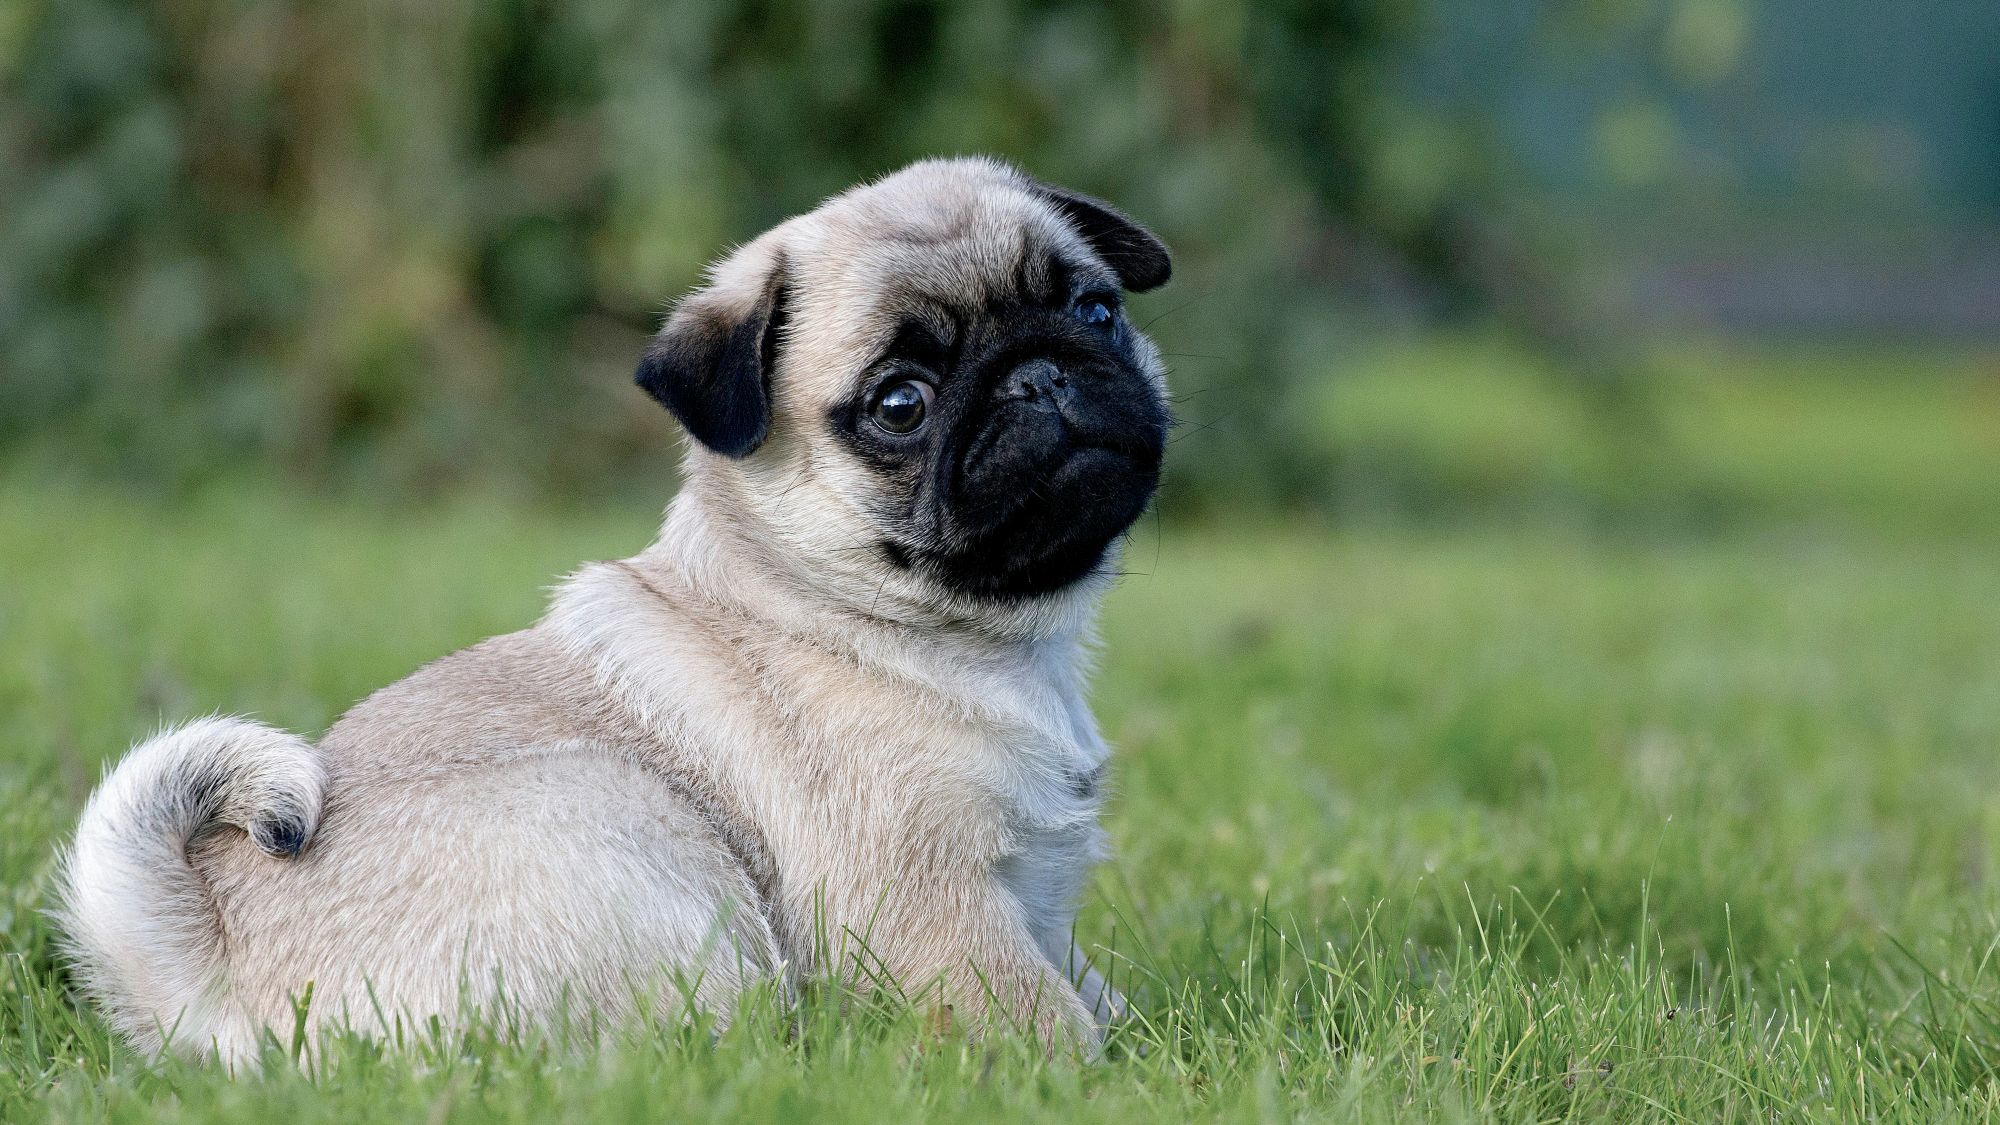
[[957, 409, 1159, 483], [912, 422, 1162, 599]]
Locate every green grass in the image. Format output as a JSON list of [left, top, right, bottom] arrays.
[[1317, 335, 2000, 536], [6, 344, 2000, 1120]]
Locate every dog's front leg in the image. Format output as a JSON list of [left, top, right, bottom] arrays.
[[816, 872, 1099, 1051], [1063, 940, 1127, 1029]]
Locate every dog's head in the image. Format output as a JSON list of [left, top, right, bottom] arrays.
[[636, 158, 1170, 625]]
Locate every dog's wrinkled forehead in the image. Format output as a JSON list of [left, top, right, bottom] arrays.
[[781, 166, 1104, 379]]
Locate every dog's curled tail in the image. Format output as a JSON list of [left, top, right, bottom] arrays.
[[52, 716, 324, 1057]]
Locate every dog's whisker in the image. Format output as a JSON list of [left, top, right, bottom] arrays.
[[1138, 292, 1208, 333]]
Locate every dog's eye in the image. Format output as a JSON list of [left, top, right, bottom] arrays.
[[1075, 298, 1114, 329], [870, 379, 933, 436]]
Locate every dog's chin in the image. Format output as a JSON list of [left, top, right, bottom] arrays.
[[918, 444, 1160, 600]]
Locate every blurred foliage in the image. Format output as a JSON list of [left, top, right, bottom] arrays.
[[0, 0, 1496, 505], [0, 0, 1987, 507]]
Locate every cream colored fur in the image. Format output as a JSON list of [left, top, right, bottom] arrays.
[[54, 157, 1149, 1063]]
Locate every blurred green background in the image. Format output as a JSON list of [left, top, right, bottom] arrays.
[[5, 0, 1995, 517], [10, 4, 2000, 1115]]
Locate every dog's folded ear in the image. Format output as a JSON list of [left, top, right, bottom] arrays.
[[1030, 183, 1171, 293], [635, 249, 790, 458]]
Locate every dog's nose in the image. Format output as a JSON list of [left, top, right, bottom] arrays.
[[1006, 359, 1075, 414]]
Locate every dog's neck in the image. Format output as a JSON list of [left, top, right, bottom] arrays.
[[636, 477, 1110, 653], [558, 487, 1099, 743]]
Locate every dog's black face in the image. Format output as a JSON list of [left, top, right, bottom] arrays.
[[829, 252, 1169, 599]]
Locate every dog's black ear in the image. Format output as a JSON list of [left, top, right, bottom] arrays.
[[635, 258, 789, 458], [1031, 183, 1172, 293]]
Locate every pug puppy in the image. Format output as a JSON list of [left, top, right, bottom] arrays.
[[54, 157, 1171, 1063]]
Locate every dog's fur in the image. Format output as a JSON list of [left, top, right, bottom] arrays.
[[53, 157, 1172, 1062]]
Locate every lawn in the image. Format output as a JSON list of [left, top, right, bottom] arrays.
[[5, 343, 2000, 1120]]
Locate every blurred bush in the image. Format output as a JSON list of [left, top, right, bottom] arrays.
[[2, 0, 1989, 511], [1, 0, 1470, 505]]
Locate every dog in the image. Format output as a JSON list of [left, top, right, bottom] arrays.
[[54, 156, 1172, 1062]]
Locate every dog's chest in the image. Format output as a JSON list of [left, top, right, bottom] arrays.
[[804, 641, 1107, 848], [908, 646, 1105, 829], [931, 664, 1110, 924], [991, 751, 1105, 937]]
